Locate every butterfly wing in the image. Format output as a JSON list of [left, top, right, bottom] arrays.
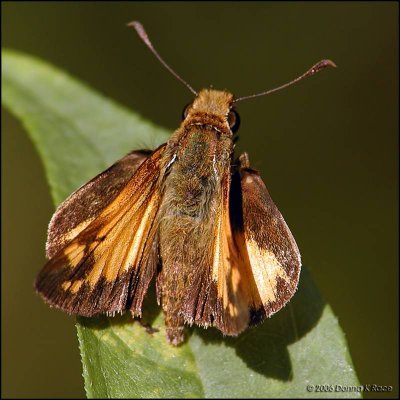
[[46, 149, 152, 259], [232, 153, 301, 324], [191, 153, 301, 335], [35, 144, 167, 317]]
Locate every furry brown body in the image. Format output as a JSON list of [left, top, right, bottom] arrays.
[[159, 91, 234, 343]]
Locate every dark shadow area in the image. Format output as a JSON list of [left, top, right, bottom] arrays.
[[193, 266, 326, 381]]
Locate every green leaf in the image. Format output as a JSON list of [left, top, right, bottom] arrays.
[[2, 49, 360, 398]]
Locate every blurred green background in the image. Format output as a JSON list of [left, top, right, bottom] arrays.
[[2, 2, 398, 398]]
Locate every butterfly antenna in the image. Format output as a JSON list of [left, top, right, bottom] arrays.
[[235, 59, 336, 102], [128, 21, 197, 96]]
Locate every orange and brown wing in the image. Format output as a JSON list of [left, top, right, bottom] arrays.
[[35, 145, 166, 317], [46, 149, 152, 259], [232, 153, 301, 325], [206, 169, 252, 335], [191, 153, 301, 336]]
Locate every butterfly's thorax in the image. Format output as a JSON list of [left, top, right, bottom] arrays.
[[159, 89, 234, 224], [162, 128, 229, 218]]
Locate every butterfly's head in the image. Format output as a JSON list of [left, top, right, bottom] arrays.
[[181, 89, 240, 134]]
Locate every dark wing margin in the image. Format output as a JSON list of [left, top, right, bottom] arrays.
[[46, 149, 152, 259], [35, 144, 166, 317]]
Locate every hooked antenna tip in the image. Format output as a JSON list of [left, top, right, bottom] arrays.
[[127, 21, 151, 46], [311, 59, 337, 73]]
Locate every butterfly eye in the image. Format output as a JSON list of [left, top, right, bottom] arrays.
[[182, 103, 192, 120], [227, 109, 240, 133]]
